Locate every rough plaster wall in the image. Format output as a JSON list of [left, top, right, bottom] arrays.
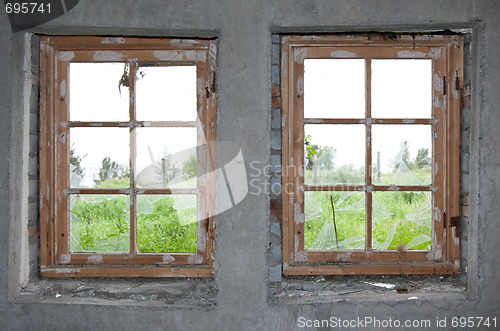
[[215, 0, 271, 326], [1, 0, 500, 330], [473, 0, 500, 307], [0, 8, 12, 307]]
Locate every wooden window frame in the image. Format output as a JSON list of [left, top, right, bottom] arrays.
[[281, 35, 462, 276], [39, 36, 217, 278]]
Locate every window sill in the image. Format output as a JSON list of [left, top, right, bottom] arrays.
[[270, 275, 467, 304], [11, 278, 216, 308]]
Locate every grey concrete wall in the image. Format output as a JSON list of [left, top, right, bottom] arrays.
[[1, 1, 499, 330]]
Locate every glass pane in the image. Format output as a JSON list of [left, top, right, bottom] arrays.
[[136, 128, 197, 188], [70, 63, 130, 122], [305, 191, 365, 250], [70, 128, 130, 188], [304, 124, 365, 185], [70, 195, 130, 253], [304, 59, 365, 118], [372, 192, 432, 250], [137, 195, 197, 253], [372, 125, 432, 185], [136, 66, 197, 121], [372, 59, 432, 118]]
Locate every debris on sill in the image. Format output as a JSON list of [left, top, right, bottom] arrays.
[[20, 279, 216, 307], [271, 275, 467, 302], [362, 281, 396, 290]]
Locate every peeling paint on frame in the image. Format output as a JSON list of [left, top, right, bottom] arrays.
[[397, 50, 426, 58], [87, 255, 103, 264], [295, 251, 308, 262], [93, 51, 125, 61], [294, 203, 304, 224], [187, 254, 203, 264], [101, 37, 126, 45], [153, 50, 202, 61], [330, 50, 357, 58], [55, 268, 81, 274], [293, 47, 307, 64], [59, 254, 70, 264], [57, 51, 74, 62], [59, 80, 66, 97]]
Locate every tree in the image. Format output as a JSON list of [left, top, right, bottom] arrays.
[[317, 146, 336, 170], [70, 147, 86, 187], [70, 147, 85, 177], [155, 153, 180, 187], [182, 154, 197, 179], [414, 148, 431, 168], [95, 157, 129, 184], [304, 135, 336, 170], [304, 135, 316, 170], [392, 140, 412, 171]]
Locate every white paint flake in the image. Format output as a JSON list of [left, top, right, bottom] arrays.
[[93, 51, 125, 61], [330, 50, 357, 58], [87, 255, 103, 264], [397, 50, 426, 58]]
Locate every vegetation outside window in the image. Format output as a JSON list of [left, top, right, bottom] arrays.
[[281, 35, 462, 275], [40, 37, 217, 277]]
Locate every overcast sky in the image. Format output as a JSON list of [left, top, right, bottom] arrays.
[[304, 58, 432, 173], [69, 59, 433, 187]]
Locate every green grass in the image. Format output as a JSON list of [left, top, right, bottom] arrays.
[[305, 190, 432, 251], [372, 191, 431, 250], [136, 196, 196, 253], [70, 195, 130, 252], [70, 195, 196, 253]]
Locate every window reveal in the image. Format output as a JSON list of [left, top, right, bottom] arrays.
[[281, 35, 463, 275], [40, 37, 217, 278]]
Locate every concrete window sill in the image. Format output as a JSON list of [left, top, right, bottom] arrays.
[[11, 279, 216, 308], [270, 276, 468, 304]]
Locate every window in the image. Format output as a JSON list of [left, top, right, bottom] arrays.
[[281, 35, 462, 275], [40, 37, 217, 277]]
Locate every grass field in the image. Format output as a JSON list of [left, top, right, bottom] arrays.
[[70, 194, 197, 253], [304, 166, 432, 251]]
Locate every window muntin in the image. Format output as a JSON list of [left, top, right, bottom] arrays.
[[281, 35, 462, 275], [40, 37, 217, 278]]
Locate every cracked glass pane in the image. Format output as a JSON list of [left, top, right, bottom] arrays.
[[69, 63, 130, 122], [304, 124, 365, 185], [136, 127, 197, 188], [136, 66, 197, 122], [372, 59, 432, 119], [137, 195, 197, 253], [305, 191, 365, 250], [304, 59, 365, 118], [70, 195, 130, 253], [69, 128, 130, 188], [372, 191, 432, 250], [372, 125, 432, 186]]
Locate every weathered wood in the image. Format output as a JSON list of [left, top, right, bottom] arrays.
[[281, 35, 463, 275], [39, 37, 217, 277]]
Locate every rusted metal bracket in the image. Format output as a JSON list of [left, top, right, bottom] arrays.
[[444, 212, 460, 238], [450, 216, 461, 228], [455, 74, 461, 91], [443, 212, 460, 227]]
